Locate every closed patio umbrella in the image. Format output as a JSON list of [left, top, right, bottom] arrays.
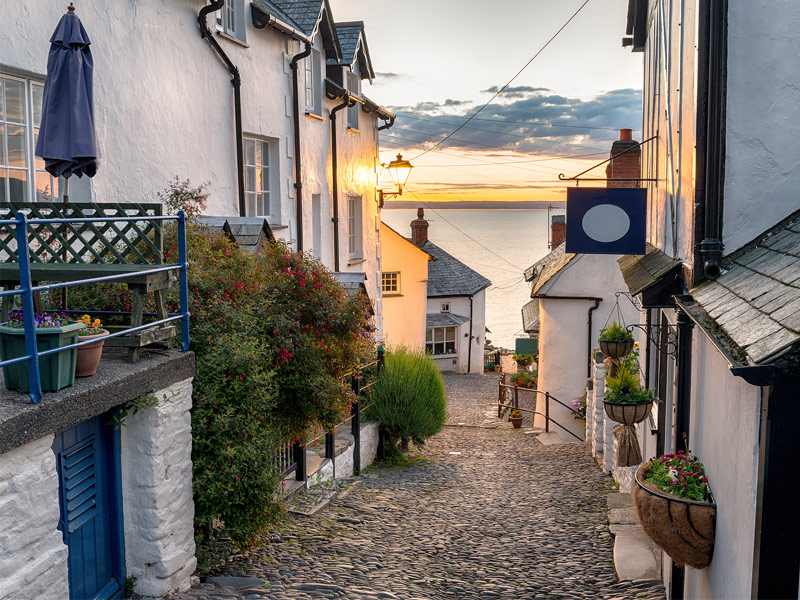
[[34, 2, 97, 198]]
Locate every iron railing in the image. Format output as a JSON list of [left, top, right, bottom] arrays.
[[497, 375, 584, 441], [0, 211, 190, 404]]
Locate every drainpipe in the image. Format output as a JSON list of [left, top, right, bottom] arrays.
[[198, 1, 245, 216], [378, 115, 395, 131], [329, 93, 353, 272], [587, 299, 601, 379], [290, 41, 312, 251], [467, 296, 474, 374], [695, 0, 728, 280]]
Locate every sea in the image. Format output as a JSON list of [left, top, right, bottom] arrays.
[[382, 207, 566, 351]]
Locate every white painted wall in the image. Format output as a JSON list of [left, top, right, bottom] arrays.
[[535, 254, 640, 441], [0, 435, 69, 600], [683, 333, 760, 599], [426, 291, 486, 374]]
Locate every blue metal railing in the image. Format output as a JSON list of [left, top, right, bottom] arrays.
[[0, 211, 190, 404]]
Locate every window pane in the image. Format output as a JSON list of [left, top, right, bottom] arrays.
[[255, 139, 263, 166], [33, 127, 45, 170], [8, 169, 27, 202], [0, 173, 6, 202], [434, 342, 444, 355], [245, 138, 255, 164], [426, 328, 432, 342], [0, 124, 5, 165], [4, 79, 25, 123], [446, 327, 455, 341], [245, 166, 255, 192], [445, 341, 456, 353], [261, 167, 269, 192], [0, 79, 4, 121], [6, 124, 26, 168], [32, 83, 43, 125], [434, 328, 444, 342], [246, 192, 256, 216], [35, 170, 54, 201]]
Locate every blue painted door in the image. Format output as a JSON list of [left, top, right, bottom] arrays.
[[53, 416, 124, 600]]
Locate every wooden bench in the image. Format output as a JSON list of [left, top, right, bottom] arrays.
[[0, 202, 176, 362]]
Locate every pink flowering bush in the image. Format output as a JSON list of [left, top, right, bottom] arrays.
[[644, 451, 712, 502]]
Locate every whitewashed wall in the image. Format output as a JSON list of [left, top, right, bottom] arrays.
[[426, 292, 486, 374]]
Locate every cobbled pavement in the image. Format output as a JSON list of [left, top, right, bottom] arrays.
[[176, 373, 665, 600]]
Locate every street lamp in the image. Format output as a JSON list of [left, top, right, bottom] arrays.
[[378, 153, 413, 206]]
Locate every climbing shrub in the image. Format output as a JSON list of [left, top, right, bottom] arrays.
[[366, 348, 447, 450]]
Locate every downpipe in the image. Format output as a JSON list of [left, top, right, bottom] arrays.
[[290, 41, 312, 251], [329, 94, 353, 272]]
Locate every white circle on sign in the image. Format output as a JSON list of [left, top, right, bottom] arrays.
[[582, 204, 631, 243]]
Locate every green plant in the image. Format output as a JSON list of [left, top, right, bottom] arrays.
[[605, 366, 656, 404], [644, 451, 712, 502], [572, 392, 587, 419], [125, 575, 137, 598], [366, 348, 447, 451], [109, 393, 168, 428], [510, 408, 522, 419], [512, 353, 535, 366], [598, 321, 634, 343], [620, 345, 641, 374]]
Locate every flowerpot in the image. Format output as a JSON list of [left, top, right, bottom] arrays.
[[634, 461, 716, 569], [0, 322, 83, 393], [603, 400, 653, 425], [516, 377, 525, 386], [76, 329, 109, 377], [510, 417, 523, 429], [599, 339, 634, 359]]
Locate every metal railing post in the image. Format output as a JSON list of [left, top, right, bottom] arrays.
[[514, 384, 519, 409], [498, 376, 503, 417], [351, 373, 361, 475], [293, 440, 306, 482], [377, 345, 385, 372], [545, 391, 551, 433], [15, 213, 42, 403], [177, 210, 190, 351], [325, 430, 336, 479]]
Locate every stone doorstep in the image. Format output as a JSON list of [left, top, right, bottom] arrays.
[[607, 492, 662, 582], [536, 432, 583, 446]]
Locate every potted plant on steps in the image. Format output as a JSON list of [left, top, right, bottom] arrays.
[[599, 322, 635, 359], [76, 315, 109, 377], [603, 366, 655, 467], [0, 311, 83, 393], [634, 451, 716, 569], [509, 408, 523, 429]]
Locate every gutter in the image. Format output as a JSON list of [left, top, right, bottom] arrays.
[[198, 1, 246, 217]]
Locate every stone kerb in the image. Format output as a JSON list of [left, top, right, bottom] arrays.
[[0, 435, 69, 600], [121, 377, 196, 599]]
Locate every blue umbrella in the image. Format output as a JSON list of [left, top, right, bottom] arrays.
[[34, 3, 97, 184]]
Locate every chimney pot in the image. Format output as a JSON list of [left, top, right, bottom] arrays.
[[417, 207, 424, 219], [550, 215, 566, 249], [620, 128, 632, 140]]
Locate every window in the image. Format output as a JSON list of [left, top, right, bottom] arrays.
[[243, 136, 271, 217], [346, 72, 359, 130], [1, 73, 64, 202], [426, 326, 457, 356], [382, 272, 400, 294], [216, 0, 245, 42], [304, 49, 321, 115], [347, 194, 362, 258], [441, 303, 450, 313]]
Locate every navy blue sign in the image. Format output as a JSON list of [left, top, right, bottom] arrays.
[[565, 188, 646, 255]]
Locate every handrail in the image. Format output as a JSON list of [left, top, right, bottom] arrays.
[[0, 211, 190, 404], [498, 376, 584, 441]]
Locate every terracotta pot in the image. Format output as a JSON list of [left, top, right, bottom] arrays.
[[599, 339, 634, 359], [75, 329, 109, 377], [516, 377, 525, 386], [603, 400, 653, 425], [510, 416, 523, 429], [634, 462, 716, 569]]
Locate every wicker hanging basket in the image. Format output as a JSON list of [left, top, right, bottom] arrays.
[[599, 339, 634, 359], [602, 400, 653, 425], [633, 462, 716, 569]]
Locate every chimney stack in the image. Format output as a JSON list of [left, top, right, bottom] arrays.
[[551, 214, 566, 249], [605, 128, 640, 188], [410, 207, 429, 246]]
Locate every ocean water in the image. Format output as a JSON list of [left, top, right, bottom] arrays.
[[382, 208, 565, 350]]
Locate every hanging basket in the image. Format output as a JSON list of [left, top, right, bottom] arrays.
[[603, 400, 653, 425], [634, 462, 716, 569], [599, 339, 634, 359]]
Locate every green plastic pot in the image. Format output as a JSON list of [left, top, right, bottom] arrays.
[[0, 322, 84, 393]]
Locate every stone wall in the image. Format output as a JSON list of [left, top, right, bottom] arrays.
[[121, 377, 196, 599], [0, 435, 69, 600], [307, 421, 380, 487]]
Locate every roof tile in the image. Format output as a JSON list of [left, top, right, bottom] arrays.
[[420, 241, 491, 297]]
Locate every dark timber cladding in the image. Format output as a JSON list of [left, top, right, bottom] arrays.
[[617, 244, 683, 308]]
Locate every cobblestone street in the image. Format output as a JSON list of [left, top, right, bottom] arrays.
[[181, 373, 665, 600]]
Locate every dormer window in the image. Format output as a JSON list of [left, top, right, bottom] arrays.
[[304, 49, 322, 116], [347, 71, 359, 130]]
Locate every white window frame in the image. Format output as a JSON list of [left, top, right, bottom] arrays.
[[216, 0, 246, 43], [243, 135, 273, 217], [346, 71, 359, 130], [0, 72, 63, 203], [441, 302, 450, 313], [347, 194, 363, 259], [304, 49, 321, 115], [426, 326, 458, 357], [382, 272, 400, 294]]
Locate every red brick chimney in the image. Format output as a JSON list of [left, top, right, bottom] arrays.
[[551, 214, 566, 249], [410, 207, 429, 246], [605, 128, 640, 188]]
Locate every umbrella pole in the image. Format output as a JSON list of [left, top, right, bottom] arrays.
[[60, 177, 69, 309]]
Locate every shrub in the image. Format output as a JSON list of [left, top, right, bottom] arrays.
[[599, 321, 634, 343], [366, 348, 446, 450], [605, 366, 655, 404]]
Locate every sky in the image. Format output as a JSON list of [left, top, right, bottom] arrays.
[[329, 0, 644, 203]]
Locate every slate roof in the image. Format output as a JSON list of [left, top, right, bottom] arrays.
[[524, 243, 577, 297], [427, 313, 469, 327], [333, 272, 374, 315], [255, 0, 341, 58], [420, 241, 491, 298], [197, 216, 274, 253], [326, 22, 374, 80], [618, 243, 683, 296], [521, 299, 540, 333], [251, 0, 296, 28], [689, 213, 800, 365]]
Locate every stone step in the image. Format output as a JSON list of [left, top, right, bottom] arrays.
[[608, 492, 662, 582]]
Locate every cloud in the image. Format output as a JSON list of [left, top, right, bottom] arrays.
[[375, 72, 403, 79], [480, 85, 551, 98], [382, 88, 643, 156], [443, 98, 471, 106]]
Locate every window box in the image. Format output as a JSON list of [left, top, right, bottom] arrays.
[[0, 321, 83, 392]]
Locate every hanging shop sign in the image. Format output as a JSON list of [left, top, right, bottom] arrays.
[[565, 187, 646, 255]]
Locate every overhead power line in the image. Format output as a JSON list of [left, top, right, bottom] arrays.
[[410, 0, 593, 161]]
